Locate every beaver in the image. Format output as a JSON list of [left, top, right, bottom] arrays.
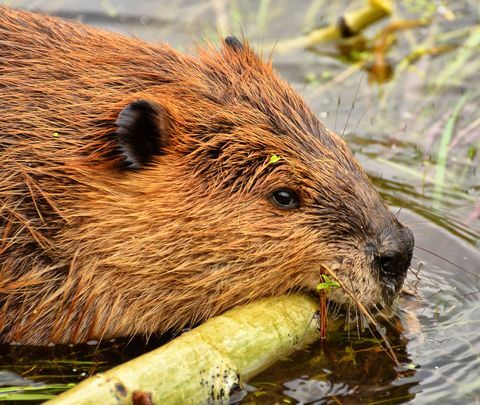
[[0, 6, 414, 345]]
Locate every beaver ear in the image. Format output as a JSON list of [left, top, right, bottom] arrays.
[[223, 36, 262, 64], [115, 100, 169, 169], [224, 36, 243, 51]]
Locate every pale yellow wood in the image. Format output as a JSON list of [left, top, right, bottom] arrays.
[[45, 294, 323, 405]]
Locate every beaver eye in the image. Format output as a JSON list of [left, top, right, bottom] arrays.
[[270, 188, 300, 210]]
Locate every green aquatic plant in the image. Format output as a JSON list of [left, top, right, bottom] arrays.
[[316, 274, 340, 292], [433, 94, 469, 208], [0, 384, 76, 401], [268, 154, 282, 164]]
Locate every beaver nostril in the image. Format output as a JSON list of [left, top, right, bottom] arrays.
[[376, 253, 403, 277], [375, 226, 414, 281]]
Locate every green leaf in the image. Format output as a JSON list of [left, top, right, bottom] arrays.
[[269, 154, 281, 164], [316, 275, 340, 291], [467, 145, 477, 161]]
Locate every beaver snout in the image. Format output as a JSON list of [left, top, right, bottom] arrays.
[[372, 226, 414, 293]]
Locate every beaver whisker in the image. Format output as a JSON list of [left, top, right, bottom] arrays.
[[345, 304, 353, 339], [394, 206, 404, 220], [415, 245, 478, 278], [330, 300, 343, 321], [341, 70, 364, 138], [349, 306, 364, 340], [372, 302, 402, 334], [320, 267, 400, 365], [360, 311, 370, 334]]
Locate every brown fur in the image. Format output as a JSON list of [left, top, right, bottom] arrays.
[[0, 7, 411, 344]]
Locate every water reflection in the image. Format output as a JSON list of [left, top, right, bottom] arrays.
[[248, 322, 418, 403]]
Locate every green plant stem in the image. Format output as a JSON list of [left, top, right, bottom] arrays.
[[433, 94, 469, 208]]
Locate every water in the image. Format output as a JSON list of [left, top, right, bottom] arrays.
[[0, 0, 479, 403]]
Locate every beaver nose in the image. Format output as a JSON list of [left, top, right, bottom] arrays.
[[374, 226, 414, 284]]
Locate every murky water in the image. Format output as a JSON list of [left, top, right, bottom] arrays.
[[0, 0, 479, 403]]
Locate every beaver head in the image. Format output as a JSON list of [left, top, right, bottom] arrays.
[[87, 37, 414, 332], [0, 8, 413, 343]]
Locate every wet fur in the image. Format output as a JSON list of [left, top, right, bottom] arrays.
[[0, 7, 403, 344]]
